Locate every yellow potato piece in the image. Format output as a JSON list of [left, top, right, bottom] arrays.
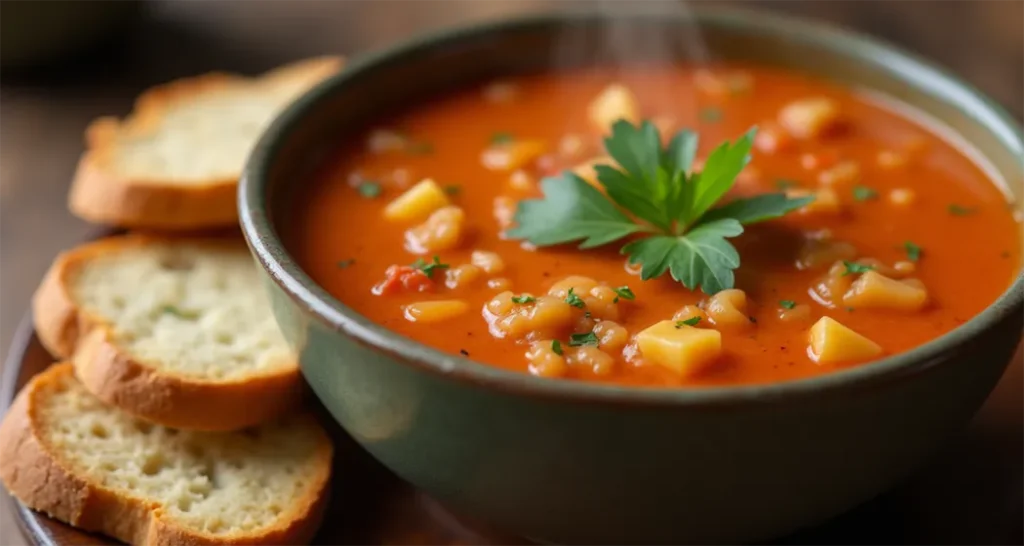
[[403, 300, 469, 323], [636, 320, 722, 376], [843, 271, 928, 311], [588, 83, 640, 132], [383, 178, 450, 223], [778, 97, 842, 139], [481, 140, 547, 172], [787, 188, 841, 215], [808, 316, 882, 364]]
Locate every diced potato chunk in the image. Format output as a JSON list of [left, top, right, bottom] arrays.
[[445, 264, 483, 289], [566, 346, 615, 376], [778, 97, 842, 139], [636, 320, 722, 376], [384, 178, 450, 222], [481, 140, 547, 172], [889, 188, 915, 206], [403, 300, 469, 323], [593, 320, 628, 353], [508, 169, 535, 192], [588, 83, 640, 132], [404, 206, 465, 254], [754, 122, 793, 154], [526, 340, 568, 378], [672, 305, 707, 325], [877, 150, 907, 169], [471, 250, 505, 274], [808, 316, 882, 364], [817, 161, 860, 186], [796, 238, 857, 270], [842, 271, 928, 311], [493, 196, 517, 229]]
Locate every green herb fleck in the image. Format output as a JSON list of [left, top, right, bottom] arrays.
[[506, 120, 812, 294], [774, 178, 799, 190], [569, 332, 600, 347], [852, 185, 878, 201], [511, 294, 535, 304], [699, 107, 723, 123], [842, 261, 874, 276], [612, 286, 635, 303], [779, 300, 796, 310], [551, 340, 563, 356], [358, 181, 382, 198], [903, 241, 922, 262], [443, 184, 461, 196], [336, 259, 355, 268], [161, 305, 199, 319], [490, 131, 514, 145], [412, 256, 449, 278], [948, 204, 974, 216], [565, 288, 586, 309], [676, 316, 702, 328], [407, 141, 434, 155]]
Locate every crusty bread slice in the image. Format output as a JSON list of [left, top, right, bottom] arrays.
[[0, 363, 332, 546], [33, 234, 302, 431], [68, 56, 342, 231]]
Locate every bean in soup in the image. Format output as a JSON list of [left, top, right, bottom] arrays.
[[287, 65, 1021, 388]]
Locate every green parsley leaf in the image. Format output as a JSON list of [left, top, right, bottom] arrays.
[[412, 256, 449, 278], [841, 260, 874, 276], [699, 107, 723, 123], [676, 316, 701, 327], [358, 181, 382, 198], [612, 286, 635, 303], [904, 241, 922, 262], [443, 184, 461, 196], [511, 294, 535, 304], [506, 174, 647, 248], [621, 218, 742, 294], [565, 288, 586, 308], [779, 300, 797, 309], [569, 332, 600, 347], [508, 120, 809, 293], [490, 131, 514, 145], [948, 204, 974, 216], [852, 185, 878, 201], [336, 259, 355, 268], [551, 340, 563, 356]]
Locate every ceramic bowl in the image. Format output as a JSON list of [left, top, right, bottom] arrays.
[[240, 9, 1023, 544]]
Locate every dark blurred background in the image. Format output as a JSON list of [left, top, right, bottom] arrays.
[[0, 1, 1021, 544]]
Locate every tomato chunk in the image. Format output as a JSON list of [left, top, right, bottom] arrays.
[[373, 265, 434, 295]]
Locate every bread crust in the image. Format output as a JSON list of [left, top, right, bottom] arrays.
[[0, 364, 332, 546], [31, 234, 305, 432], [67, 56, 343, 231]]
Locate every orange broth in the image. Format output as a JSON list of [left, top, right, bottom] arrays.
[[286, 65, 1021, 387]]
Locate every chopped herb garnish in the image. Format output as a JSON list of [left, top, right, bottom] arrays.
[[774, 178, 799, 190], [412, 255, 449, 278], [842, 260, 874, 276], [565, 288, 586, 309], [490, 131, 514, 145], [748, 315, 757, 324], [903, 241, 922, 262], [779, 300, 796, 309], [612, 286, 635, 303], [551, 340, 564, 356], [948, 204, 973, 216], [358, 181, 382, 198], [336, 259, 355, 268], [676, 316, 702, 328], [569, 332, 600, 347], [443, 184, 461, 196], [699, 107, 723, 123], [846, 306, 855, 312], [161, 305, 198, 319], [511, 294, 535, 304], [507, 120, 811, 293], [459, 349, 470, 356], [852, 185, 878, 201], [406, 141, 434, 155]]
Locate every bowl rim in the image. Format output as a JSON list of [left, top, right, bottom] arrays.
[[240, 7, 1023, 407]]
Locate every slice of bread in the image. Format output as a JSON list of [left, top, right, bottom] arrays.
[[68, 56, 342, 231], [33, 234, 303, 431], [0, 363, 332, 546]]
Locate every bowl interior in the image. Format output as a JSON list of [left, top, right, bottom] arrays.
[[242, 9, 1023, 404]]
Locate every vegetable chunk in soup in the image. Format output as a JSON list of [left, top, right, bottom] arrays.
[[287, 65, 1021, 388]]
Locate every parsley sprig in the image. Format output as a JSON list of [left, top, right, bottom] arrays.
[[507, 120, 812, 293]]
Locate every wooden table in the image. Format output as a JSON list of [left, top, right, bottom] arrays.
[[1, 2, 1020, 544]]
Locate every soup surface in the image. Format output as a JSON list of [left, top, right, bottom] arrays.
[[287, 65, 1021, 387]]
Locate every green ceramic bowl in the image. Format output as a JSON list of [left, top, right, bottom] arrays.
[[240, 9, 1023, 544]]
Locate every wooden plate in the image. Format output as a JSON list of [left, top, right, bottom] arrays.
[[3, 312, 1022, 545]]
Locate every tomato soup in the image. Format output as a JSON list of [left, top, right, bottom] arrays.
[[286, 65, 1021, 388]]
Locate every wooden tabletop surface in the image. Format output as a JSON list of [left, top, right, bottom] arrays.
[[1, 1, 1020, 544]]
